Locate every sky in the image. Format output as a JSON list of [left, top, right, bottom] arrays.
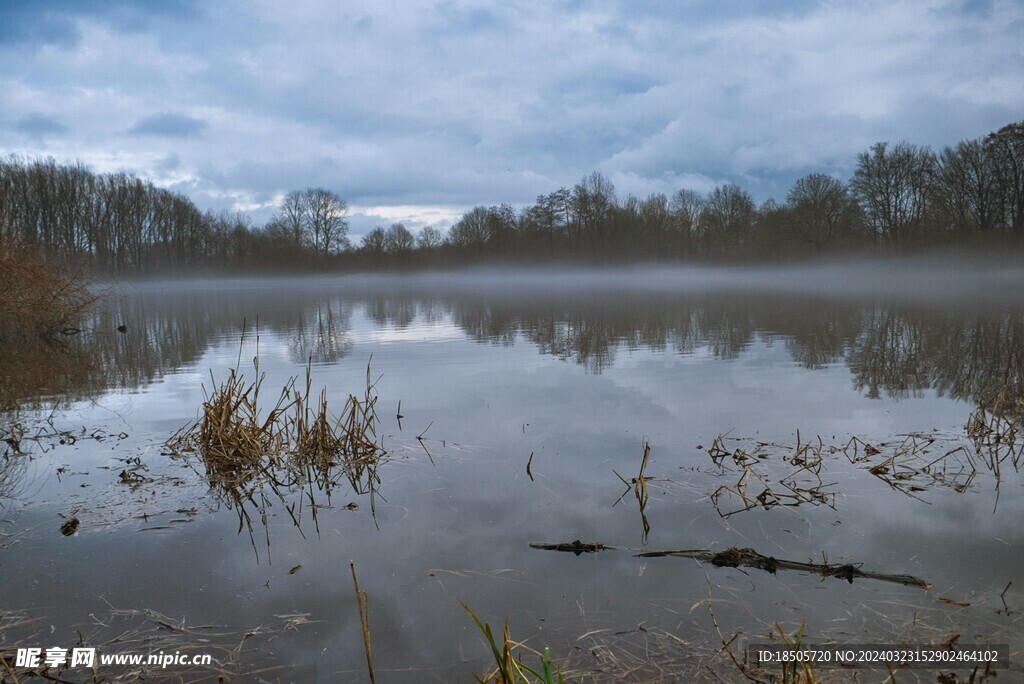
[[1, 0, 1022, 240]]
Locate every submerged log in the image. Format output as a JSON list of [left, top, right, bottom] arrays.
[[529, 539, 613, 555], [636, 546, 932, 589]]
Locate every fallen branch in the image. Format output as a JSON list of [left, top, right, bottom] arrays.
[[637, 547, 932, 589], [529, 541, 931, 588]]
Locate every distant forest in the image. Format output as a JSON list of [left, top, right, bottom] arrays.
[[1, 120, 1022, 274]]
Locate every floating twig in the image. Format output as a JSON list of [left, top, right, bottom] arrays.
[[529, 540, 613, 555]]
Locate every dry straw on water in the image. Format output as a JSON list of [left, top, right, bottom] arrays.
[[166, 326, 387, 546]]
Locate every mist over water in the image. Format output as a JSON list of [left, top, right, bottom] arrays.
[[119, 254, 1024, 308]]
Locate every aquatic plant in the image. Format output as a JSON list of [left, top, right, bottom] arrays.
[[461, 601, 566, 684], [775, 623, 817, 684]]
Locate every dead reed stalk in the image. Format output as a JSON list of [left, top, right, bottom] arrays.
[[350, 561, 375, 684], [705, 428, 980, 517], [614, 440, 654, 542], [967, 386, 1023, 471]]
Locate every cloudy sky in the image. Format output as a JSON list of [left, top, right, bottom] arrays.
[[2, 0, 1022, 239]]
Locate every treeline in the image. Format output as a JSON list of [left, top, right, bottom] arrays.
[[1, 121, 1021, 274], [0, 157, 350, 273], [421, 120, 1023, 264]]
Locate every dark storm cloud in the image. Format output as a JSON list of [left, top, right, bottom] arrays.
[[13, 113, 68, 139], [129, 113, 207, 138], [0, 0, 200, 46], [0, 4, 79, 47]]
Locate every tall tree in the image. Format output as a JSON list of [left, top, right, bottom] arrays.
[[786, 173, 856, 252], [384, 222, 415, 253], [571, 172, 616, 252], [278, 190, 307, 249], [985, 121, 1024, 235], [669, 188, 705, 257], [361, 227, 387, 261], [448, 206, 491, 250], [304, 188, 349, 256], [484, 203, 517, 253], [701, 184, 755, 252], [850, 142, 935, 244], [415, 225, 444, 250], [933, 139, 999, 234], [524, 190, 570, 256]]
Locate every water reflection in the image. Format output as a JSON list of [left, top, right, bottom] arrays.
[[5, 287, 1021, 529], [4, 286, 1023, 417], [286, 301, 353, 364]]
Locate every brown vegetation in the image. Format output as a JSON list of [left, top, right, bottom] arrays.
[[0, 240, 94, 346], [0, 240, 96, 412], [165, 343, 386, 550]]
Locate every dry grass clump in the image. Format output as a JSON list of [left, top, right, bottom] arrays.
[[169, 339, 383, 480], [707, 432, 836, 518], [614, 440, 654, 542], [166, 333, 386, 547], [189, 367, 291, 484], [292, 361, 383, 474]]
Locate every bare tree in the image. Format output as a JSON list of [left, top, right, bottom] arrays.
[[669, 188, 705, 256], [277, 190, 307, 249], [264, 215, 293, 247], [415, 225, 444, 250], [850, 142, 935, 244], [638, 192, 670, 253], [521, 191, 569, 256], [304, 188, 349, 256], [571, 172, 616, 250], [384, 222, 415, 253], [360, 226, 387, 259], [786, 173, 856, 252], [985, 121, 1024, 235], [933, 139, 999, 234], [701, 184, 755, 251], [448, 206, 490, 250]]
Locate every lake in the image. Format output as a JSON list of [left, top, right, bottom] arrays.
[[2, 265, 1022, 682]]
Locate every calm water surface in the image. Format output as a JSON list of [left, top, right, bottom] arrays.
[[2, 270, 1022, 682]]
